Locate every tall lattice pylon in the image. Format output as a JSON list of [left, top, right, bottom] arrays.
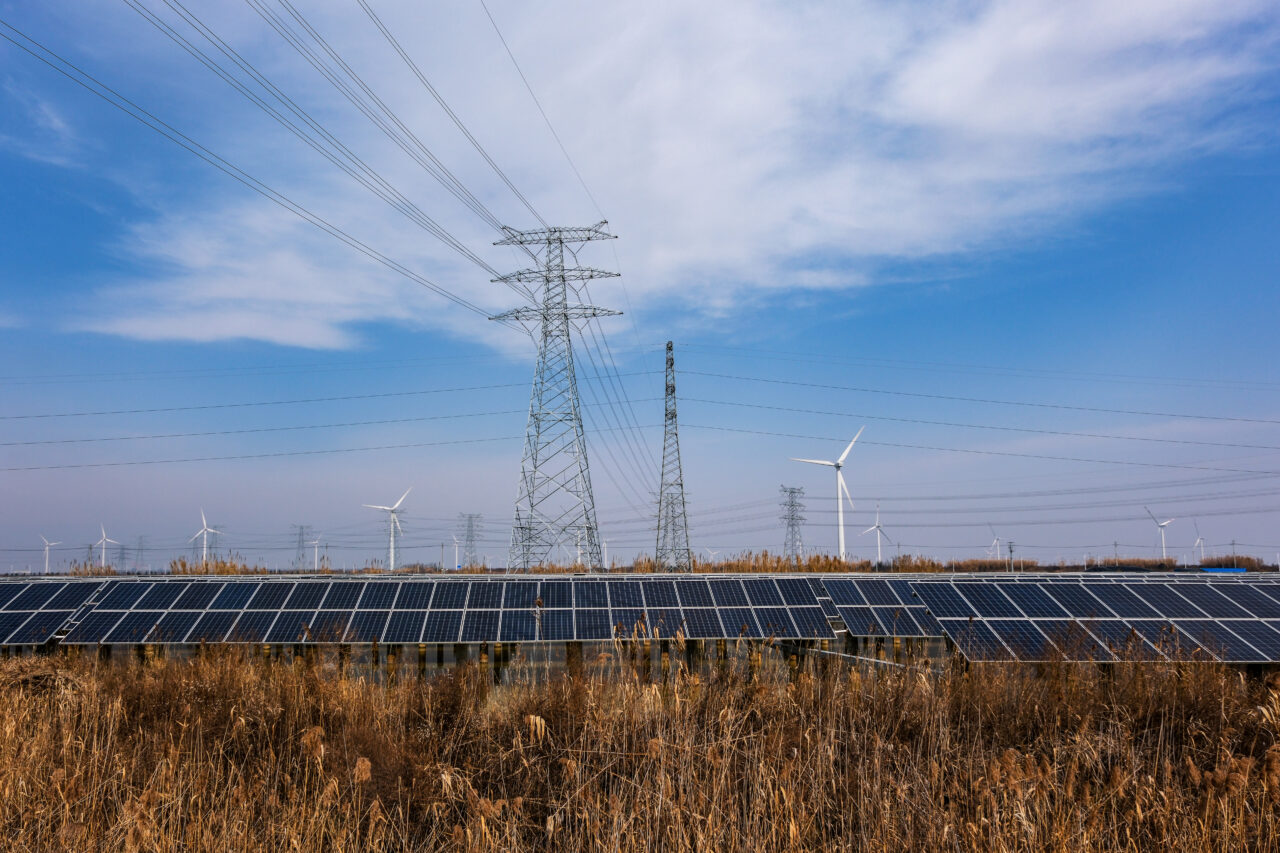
[[655, 341, 692, 570], [489, 222, 620, 571], [780, 486, 806, 563], [458, 513, 483, 568]]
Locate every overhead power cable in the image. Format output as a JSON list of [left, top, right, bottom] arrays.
[[0, 19, 514, 326]]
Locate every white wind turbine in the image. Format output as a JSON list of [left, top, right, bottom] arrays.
[[95, 524, 119, 569], [364, 488, 410, 572], [792, 426, 865, 562], [860, 502, 893, 566], [189, 509, 221, 565], [1192, 520, 1206, 564], [40, 535, 60, 574], [1145, 506, 1175, 561], [986, 524, 1002, 561], [309, 534, 323, 572]]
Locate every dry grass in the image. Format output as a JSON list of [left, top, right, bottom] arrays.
[[2, 646, 1280, 851]]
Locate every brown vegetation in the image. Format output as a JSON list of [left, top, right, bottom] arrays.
[[2, 647, 1280, 850]]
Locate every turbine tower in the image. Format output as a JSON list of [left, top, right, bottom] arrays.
[[1192, 520, 1206, 563], [40, 535, 60, 574], [189, 510, 221, 565], [95, 524, 119, 570], [1145, 506, 1175, 561], [364, 488, 411, 571], [791, 426, 864, 561], [309, 534, 323, 572], [488, 222, 620, 571], [779, 485, 806, 563], [861, 502, 893, 566], [655, 341, 692, 571]]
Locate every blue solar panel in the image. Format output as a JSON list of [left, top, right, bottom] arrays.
[[1221, 621, 1280, 659], [642, 580, 680, 607], [988, 621, 1054, 661], [855, 580, 900, 606], [540, 581, 573, 608], [460, 610, 499, 643], [648, 608, 684, 637], [503, 581, 538, 609], [1127, 584, 1203, 619], [394, 582, 434, 610], [284, 582, 329, 610], [98, 582, 151, 610], [871, 606, 920, 636], [788, 607, 834, 638], [149, 611, 200, 643], [422, 611, 462, 643], [46, 582, 104, 610], [384, 611, 425, 643], [267, 611, 314, 644], [573, 581, 608, 608], [1035, 620, 1115, 661], [311, 611, 352, 643], [1041, 584, 1112, 618], [431, 582, 469, 609], [8, 610, 72, 644], [719, 607, 762, 638], [913, 608, 943, 636], [939, 620, 1011, 660], [0, 584, 28, 609], [187, 611, 236, 643], [708, 579, 749, 607], [172, 583, 223, 610], [1174, 586, 1250, 619], [321, 582, 364, 609], [608, 581, 643, 607], [1086, 621, 1161, 659], [1127, 620, 1204, 661], [500, 610, 537, 642], [1175, 621, 1261, 661], [822, 579, 865, 606], [674, 579, 714, 608], [1080, 584, 1158, 619], [682, 608, 723, 638], [227, 611, 277, 642], [837, 606, 881, 635], [107, 611, 163, 644], [1215, 585, 1280, 618], [574, 609, 611, 640], [743, 578, 784, 607], [954, 583, 1021, 617], [347, 610, 389, 642], [755, 607, 796, 637], [888, 580, 917, 604], [776, 578, 819, 606], [996, 583, 1068, 618], [135, 583, 187, 610], [247, 584, 293, 610], [611, 608, 647, 637], [911, 583, 974, 618], [6, 582, 64, 611], [63, 610, 125, 644], [358, 584, 400, 610], [541, 610, 574, 641], [211, 582, 259, 610]]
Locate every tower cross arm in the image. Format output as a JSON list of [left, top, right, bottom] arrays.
[[493, 267, 620, 284], [488, 305, 622, 322], [495, 220, 615, 246]]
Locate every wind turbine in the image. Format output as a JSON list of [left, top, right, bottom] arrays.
[[1145, 506, 1175, 561], [189, 509, 221, 565], [95, 524, 119, 569], [309, 534, 323, 572], [1192, 520, 1206, 564], [40, 535, 60, 574], [860, 502, 893, 566], [704, 547, 721, 564], [791, 426, 865, 561], [452, 535, 460, 570], [364, 488, 410, 571], [986, 524, 1002, 561]]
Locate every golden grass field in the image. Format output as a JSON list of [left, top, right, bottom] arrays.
[[2, 642, 1279, 851]]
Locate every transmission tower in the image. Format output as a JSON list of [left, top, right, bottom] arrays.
[[655, 341, 692, 570], [292, 524, 311, 572], [780, 486, 806, 563], [458, 513, 483, 568], [489, 222, 620, 571]]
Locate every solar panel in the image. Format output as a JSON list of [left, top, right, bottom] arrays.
[[466, 584, 502, 610], [1035, 620, 1115, 661], [1175, 621, 1262, 661], [996, 583, 1068, 618], [6, 610, 71, 644], [1174, 586, 1251, 619], [321, 582, 364, 609], [608, 581, 643, 607], [708, 579, 749, 607], [888, 579, 917, 604], [611, 608, 647, 637], [46, 582, 105, 610], [940, 620, 1011, 660], [540, 581, 573, 608], [719, 607, 762, 638], [777, 578, 819, 606], [107, 611, 164, 644], [211, 582, 259, 610], [855, 579, 900, 606], [63, 610, 125, 644], [647, 608, 684, 637], [1215, 585, 1280, 619], [871, 606, 920, 636], [247, 584, 293, 610], [383, 611, 424, 644], [347, 610, 390, 642], [1126, 584, 1203, 619], [754, 607, 796, 637], [459, 610, 499, 643], [422, 611, 462, 643], [988, 621, 1054, 661], [837, 606, 881, 635], [574, 608, 611, 640], [743, 578, 784, 607], [172, 583, 223, 611], [0, 584, 28, 609], [541, 609, 574, 641], [500, 610, 537, 642], [358, 584, 400, 610], [1079, 584, 1158, 619], [267, 611, 314, 644], [788, 607, 834, 638], [97, 582, 151, 610], [503, 581, 538, 609], [227, 610, 277, 643], [674, 579, 714, 608], [135, 583, 187, 610], [911, 583, 975, 618], [6, 582, 64, 611], [682, 608, 724, 638], [643, 580, 680, 607], [395, 582, 435, 610], [954, 582, 1021, 617], [1086, 620, 1161, 659], [913, 608, 944, 636], [149, 611, 200, 643], [1040, 584, 1112, 618], [1221, 621, 1280, 659], [311, 611, 353, 643], [284, 582, 329, 610], [431, 582, 469, 609], [823, 579, 865, 606], [1127, 620, 1206, 661], [187, 611, 236, 643], [573, 581, 608, 608]]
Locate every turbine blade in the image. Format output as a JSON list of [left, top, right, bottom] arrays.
[[363, 504, 392, 511], [837, 426, 866, 464], [839, 471, 856, 511], [881, 531, 895, 546], [189, 531, 202, 543], [201, 508, 208, 527], [392, 487, 412, 510], [790, 458, 834, 467], [861, 525, 877, 535], [1144, 506, 1158, 525]]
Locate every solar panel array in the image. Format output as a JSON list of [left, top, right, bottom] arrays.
[[910, 576, 1280, 663], [0, 572, 1277, 663]]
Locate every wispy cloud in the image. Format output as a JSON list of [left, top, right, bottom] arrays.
[[10, 0, 1278, 347], [0, 76, 79, 166]]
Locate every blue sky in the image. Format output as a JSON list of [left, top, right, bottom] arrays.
[[1, 0, 1278, 570]]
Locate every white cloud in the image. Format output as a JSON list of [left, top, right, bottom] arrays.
[[15, 0, 1278, 346]]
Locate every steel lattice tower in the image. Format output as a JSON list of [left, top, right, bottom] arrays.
[[458, 513, 483, 568], [780, 486, 806, 563], [655, 341, 692, 570], [489, 222, 620, 571]]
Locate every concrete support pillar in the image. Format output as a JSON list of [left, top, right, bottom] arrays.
[[566, 641, 583, 678], [417, 643, 427, 679], [386, 645, 400, 685], [716, 639, 728, 677]]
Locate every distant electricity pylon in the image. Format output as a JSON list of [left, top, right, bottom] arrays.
[[655, 341, 692, 571], [780, 486, 806, 563], [489, 222, 620, 571], [458, 513, 483, 568]]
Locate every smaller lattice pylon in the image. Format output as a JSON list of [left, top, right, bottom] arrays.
[[780, 485, 806, 563], [655, 341, 693, 570]]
